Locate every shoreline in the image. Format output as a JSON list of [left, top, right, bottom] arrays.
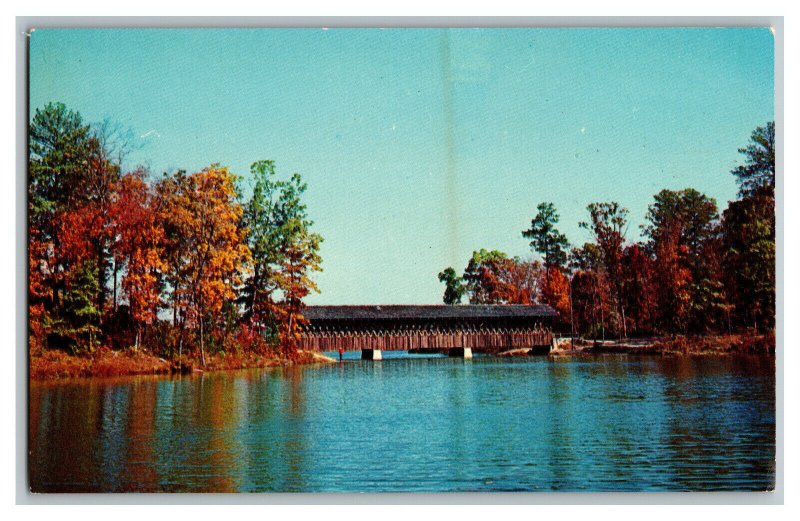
[[29, 348, 337, 381], [29, 332, 774, 381], [549, 333, 775, 357]]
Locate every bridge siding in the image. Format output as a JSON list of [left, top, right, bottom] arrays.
[[298, 329, 552, 353]]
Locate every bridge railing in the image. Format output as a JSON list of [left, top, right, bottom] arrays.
[[297, 329, 553, 352]]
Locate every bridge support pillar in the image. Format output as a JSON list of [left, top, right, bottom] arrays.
[[361, 348, 382, 361], [448, 347, 473, 359]]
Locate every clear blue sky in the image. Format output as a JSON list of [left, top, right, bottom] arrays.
[[29, 28, 774, 305]]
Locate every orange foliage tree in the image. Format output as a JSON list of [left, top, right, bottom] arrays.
[[539, 267, 571, 329], [158, 166, 251, 365], [568, 243, 615, 339], [462, 249, 542, 305], [111, 170, 167, 348]]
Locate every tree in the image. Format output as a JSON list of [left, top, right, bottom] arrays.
[[652, 220, 692, 334], [721, 121, 776, 332], [271, 222, 323, 358], [499, 258, 541, 305], [438, 267, 466, 305], [580, 202, 629, 337], [28, 102, 95, 241], [569, 243, 611, 339], [158, 166, 251, 365], [240, 160, 311, 330], [111, 170, 167, 349], [29, 102, 127, 351], [28, 103, 97, 338], [522, 202, 570, 315], [239, 161, 323, 358], [522, 202, 569, 271], [52, 261, 102, 352], [539, 267, 570, 327], [620, 243, 657, 335], [721, 190, 775, 331], [731, 121, 775, 197], [461, 250, 541, 305], [643, 189, 720, 334]]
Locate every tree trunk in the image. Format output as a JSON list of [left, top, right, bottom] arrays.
[[200, 315, 206, 367], [568, 278, 575, 337], [601, 303, 606, 341], [286, 311, 295, 358], [112, 258, 118, 313]]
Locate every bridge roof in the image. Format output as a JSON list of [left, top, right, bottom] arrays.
[[303, 304, 557, 321]]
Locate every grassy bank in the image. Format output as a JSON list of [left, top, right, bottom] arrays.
[[30, 348, 336, 380], [649, 332, 775, 355], [554, 332, 776, 356]]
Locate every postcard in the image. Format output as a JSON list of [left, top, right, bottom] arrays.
[[27, 26, 776, 494]]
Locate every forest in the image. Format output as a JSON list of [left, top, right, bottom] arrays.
[[29, 102, 323, 369], [28, 101, 776, 375], [439, 121, 776, 341]]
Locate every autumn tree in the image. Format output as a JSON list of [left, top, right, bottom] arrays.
[[580, 202, 629, 337], [539, 267, 571, 328], [620, 243, 657, 335], [643, 189, 721, 334], [500, 258, 542, 305], [29, 102, 129, 353], [438, 267, 466, 305], [28, 103, 96, 343], [158, 166, 251, 365], [111, 170, 167, 349], [463, 249, 509, 304], [522, 202, 570, 320], [569, 243, 612, 339], [271, 221, 323, 359], [462, 250, 540, 305]]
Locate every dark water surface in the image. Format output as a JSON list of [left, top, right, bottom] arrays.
[[29, 353, 775, 492]]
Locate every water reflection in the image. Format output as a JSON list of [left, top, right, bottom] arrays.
[[29, 355, 775, 492]]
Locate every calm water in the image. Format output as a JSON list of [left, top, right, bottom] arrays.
[[29, 353, 775, 492]]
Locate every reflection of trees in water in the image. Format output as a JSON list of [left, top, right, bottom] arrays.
[[224, 367, 310, 492], [541, 361, 576, 490], [234, 370, 282, 491], [30, 380, 130, 492], [203, 374, 240, 492], [121, 379, 158, 491], [659, 356, 775, 490], [280, 367, 307, 491], [148, 373, 242, 492], [29, 355, 776, 492]]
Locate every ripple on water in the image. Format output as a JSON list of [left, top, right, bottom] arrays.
[[29, 354, 775, 492]]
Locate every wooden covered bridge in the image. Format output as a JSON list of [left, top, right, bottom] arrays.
[[297, 304, 556, 359]]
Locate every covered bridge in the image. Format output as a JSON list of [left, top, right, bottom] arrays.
[[297, 304, 557, 359]]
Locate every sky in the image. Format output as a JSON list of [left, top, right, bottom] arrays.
[[29, 28, 774, 305]]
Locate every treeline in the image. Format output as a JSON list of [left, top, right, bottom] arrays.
[[439, 122, 776, 339], [29, 102, 322, 364]]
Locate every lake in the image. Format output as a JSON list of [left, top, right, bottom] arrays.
[[28, 353, 776, 492]]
